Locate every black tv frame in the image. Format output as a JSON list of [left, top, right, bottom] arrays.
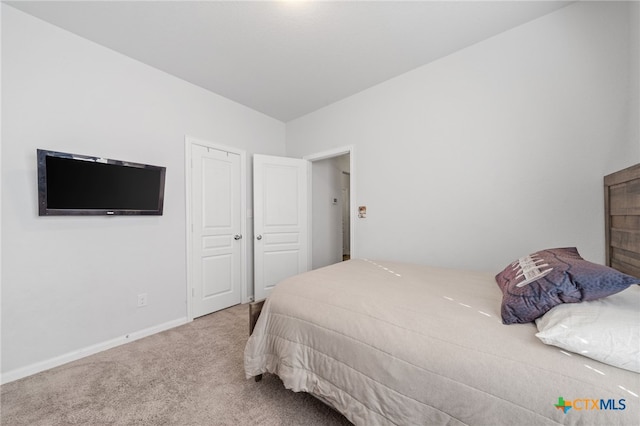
[[37, 149, 166, 216]]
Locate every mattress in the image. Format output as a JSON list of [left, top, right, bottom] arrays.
[[244, 259, 639, 425]]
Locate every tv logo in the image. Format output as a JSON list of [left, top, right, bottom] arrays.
[[555, 397, 626, 414]]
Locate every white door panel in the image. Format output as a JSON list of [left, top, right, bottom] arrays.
[[192, 145, 242, 317], [202, 254, 232, 297], [254, 154, 308, 301]]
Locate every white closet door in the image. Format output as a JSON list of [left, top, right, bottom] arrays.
[[191, 145, 242, 317], [253, 154, 309, 301]]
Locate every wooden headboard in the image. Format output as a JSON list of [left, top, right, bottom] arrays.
[[604, 163, 640, 278]]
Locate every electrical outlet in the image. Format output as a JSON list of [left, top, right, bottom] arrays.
[[137, 293, 148, 307]]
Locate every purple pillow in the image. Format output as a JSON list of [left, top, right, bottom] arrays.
[[495, 247, 638, 324]]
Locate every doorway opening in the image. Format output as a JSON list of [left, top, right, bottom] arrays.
[[304, 146, 355, 270]]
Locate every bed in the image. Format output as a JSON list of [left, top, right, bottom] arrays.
[[244, 166, 640, 426]]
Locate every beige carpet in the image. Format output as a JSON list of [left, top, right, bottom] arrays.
[[1, 304, 351, 425]]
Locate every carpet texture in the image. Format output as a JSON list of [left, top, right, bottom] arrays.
[[1, 304, 351, 425]]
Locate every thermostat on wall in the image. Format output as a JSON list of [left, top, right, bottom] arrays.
[[358, 206, 367, 218]]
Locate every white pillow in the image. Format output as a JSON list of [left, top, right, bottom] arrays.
[[535, 285, 640, 373]]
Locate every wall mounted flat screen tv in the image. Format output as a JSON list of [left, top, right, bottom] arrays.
[[37, 149, 166, 216]]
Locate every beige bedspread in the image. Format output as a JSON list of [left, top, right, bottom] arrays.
[[244, 259, 639, 425]]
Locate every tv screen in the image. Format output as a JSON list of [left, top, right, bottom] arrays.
[[37, 149, 166, 216]]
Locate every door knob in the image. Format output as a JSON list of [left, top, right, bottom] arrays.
[[256, 235, 262, 240], [234, 234, 242, 240]]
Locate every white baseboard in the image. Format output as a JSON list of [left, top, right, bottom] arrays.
[[1, 316, 190, 385]]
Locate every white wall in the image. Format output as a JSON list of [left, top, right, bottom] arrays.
[[287, 1, 639, 272], [1, 5, 285, 379]]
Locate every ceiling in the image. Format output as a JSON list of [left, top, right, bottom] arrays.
[[6, 1, 573, 122]]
